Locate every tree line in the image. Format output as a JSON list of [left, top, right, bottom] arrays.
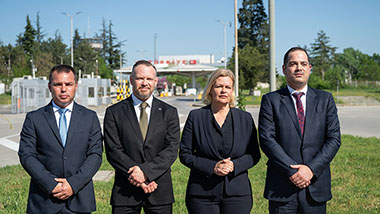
[[1, 2, 380, 93], [229, 0, 380, 92], [0, 13, 124, 90]]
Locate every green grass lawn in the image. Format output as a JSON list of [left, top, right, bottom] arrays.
[[1, 135, 379, 213], [240, 88, 380, 105], [0, 94, 11, 105]]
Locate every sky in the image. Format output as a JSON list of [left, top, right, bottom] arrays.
[[1, 0, 380, 72]]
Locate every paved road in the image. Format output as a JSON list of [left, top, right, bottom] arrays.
[[0, 97, 379, 167]]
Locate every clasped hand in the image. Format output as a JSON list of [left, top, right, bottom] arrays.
[[128, 166, 158, 194], [52, 178, 73, 200], [214, 158, 234, 176], [289, 164, 313, 189]]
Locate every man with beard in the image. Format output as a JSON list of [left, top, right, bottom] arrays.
[[259, 47, 341, 213], [104, 60, 180, 214]]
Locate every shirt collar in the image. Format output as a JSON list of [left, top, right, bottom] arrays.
[[287, 85, 308, 96], [52, 100, 74, 112], [132, 93, 153, 108]]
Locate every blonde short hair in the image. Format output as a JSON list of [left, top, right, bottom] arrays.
[[203, 68, 235, 107]]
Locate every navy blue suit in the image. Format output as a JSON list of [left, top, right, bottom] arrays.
[[179, 106, 261, 198], [259, 87, 341, 203], [18, 102, 103, 213]]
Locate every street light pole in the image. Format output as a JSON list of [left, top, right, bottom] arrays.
[[62, 12, 81, 67], [136, 50, 147, 59], [79, 57, 87, 74], [154, 33, 158, 62], [217, 20, 230, 69], [269, 0, 276, 92], [234, 0, 239, 98]]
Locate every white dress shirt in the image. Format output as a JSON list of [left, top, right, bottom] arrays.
[[52, 101, 74, 130], [132, 93, 153, 124], [287, 85, 308, 116]]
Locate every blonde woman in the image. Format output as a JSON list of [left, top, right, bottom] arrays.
[[179, 69, 261, 214]]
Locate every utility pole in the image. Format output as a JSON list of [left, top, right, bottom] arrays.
[[234, 0, 239, 98], [154, 33, 158, 61], [217, 20, 231, 69], [62, 12, 82, 67], [269, 0, 276, 92]]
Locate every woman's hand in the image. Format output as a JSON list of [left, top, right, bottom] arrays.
[[213, 158, 234, 176]]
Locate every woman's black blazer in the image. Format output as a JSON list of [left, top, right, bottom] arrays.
[[179, 105, 261, 197]]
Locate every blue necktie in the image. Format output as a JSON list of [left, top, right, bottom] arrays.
[[58, 108, 69, 147]]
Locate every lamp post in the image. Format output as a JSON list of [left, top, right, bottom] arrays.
[[79, 57, 87, 74], [217, 20, 231, 69], [136, 50, 147, 60], [154, 33, 158, 61], [58, 56, 63, 64], [62, 12, 81, 67]]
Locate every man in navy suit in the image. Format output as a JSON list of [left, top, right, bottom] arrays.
[[18, 65, 103, 213], [104, 60, 180, 214], [259, 47, 341, 213]]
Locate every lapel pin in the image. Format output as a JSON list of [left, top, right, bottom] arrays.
[[158, 107, 162, 111]]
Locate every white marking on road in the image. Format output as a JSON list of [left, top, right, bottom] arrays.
[[3, 133, 20, 139], [0, 138, 19, 152]]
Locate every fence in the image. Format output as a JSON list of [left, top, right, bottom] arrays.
[[11, 76, 111, 113]]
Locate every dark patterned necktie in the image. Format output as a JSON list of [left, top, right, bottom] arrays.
[[139, 102, 148, 140], [292, 92, 305, 135]]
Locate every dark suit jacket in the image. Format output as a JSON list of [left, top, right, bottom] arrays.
[[179, 106, 261, 197], [18, 101, 103, 213], [104, 96, 180, 206], [259, 87, 341, 202]]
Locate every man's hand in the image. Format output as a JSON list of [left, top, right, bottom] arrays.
[[52, 178, 73, 200], [128, 166, 147, 186], [214, 158, 234, 176], [140, 181, 158, 194], [289, 164, 313, 189]]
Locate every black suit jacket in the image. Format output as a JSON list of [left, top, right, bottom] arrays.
[[104, 96, 180, 206], [18, 102, 103, 213], [179, 106, 261, 197], [259, 87, 341, 202]]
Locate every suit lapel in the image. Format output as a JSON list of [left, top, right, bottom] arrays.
[[279, 88, 302, 137], [65, 102, 82, 147], [229, 108, 239, 156], [304, 87, 318, 136], [124, 97, 144, 142], [42, 102, 63, 147]]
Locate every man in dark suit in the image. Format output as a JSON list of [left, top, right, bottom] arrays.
[[104, 60, 180, 214], [259, 47, 341, 213], [18, 65, 103, 213]]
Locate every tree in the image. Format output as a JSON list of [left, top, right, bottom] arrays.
[[231, 0, 269, 91], [21, 15, 36, 56], [166, 74, 191, 88], [41, 31, 68, 65], [35, 12, 46, 44], [309, 30, 337, 80], [106, 20, 122, 69], [72, 30, 98, 75], [238, 0, 268, 50], [98, 18, 108, 60], [228, 45, 267, 91]]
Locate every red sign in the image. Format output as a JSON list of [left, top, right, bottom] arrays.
[[149, 59, 197, 65]]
